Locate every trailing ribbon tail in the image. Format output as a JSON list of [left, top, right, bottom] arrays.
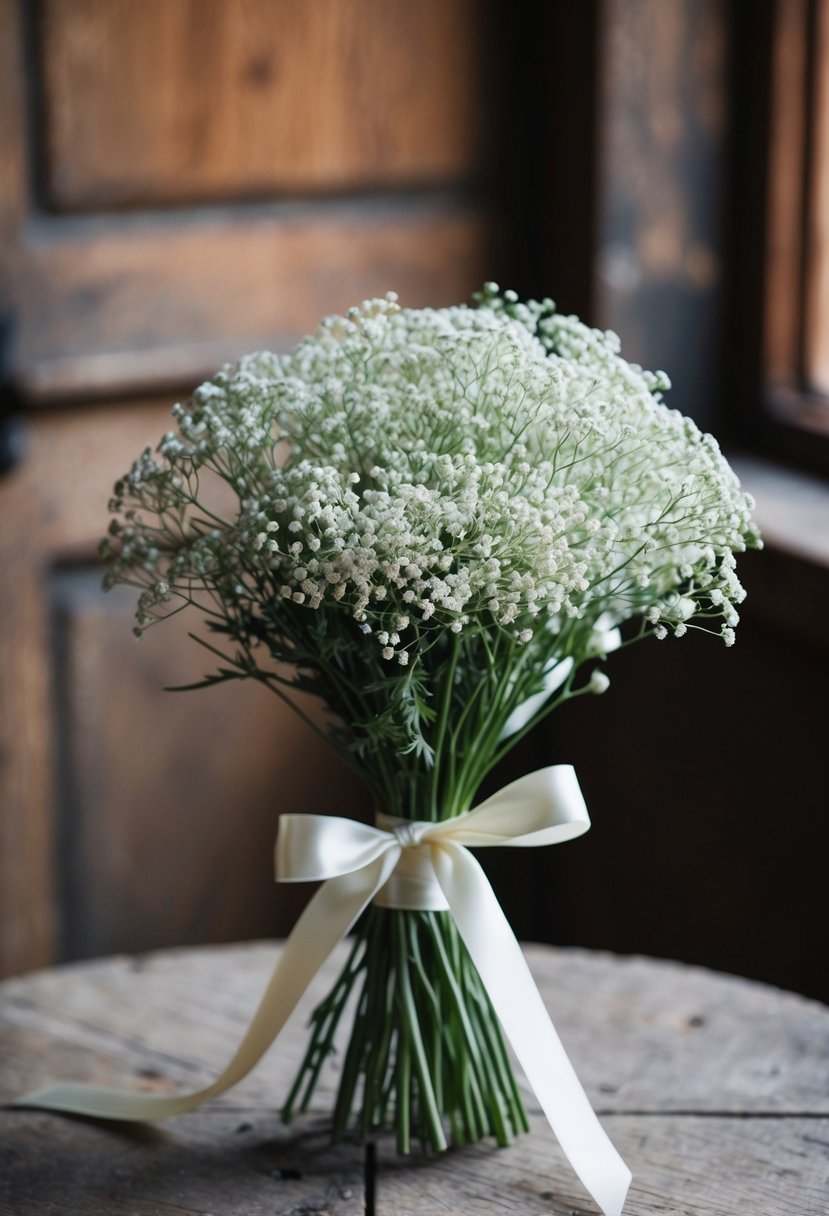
[[13, 765, 631, 1216], [432, 843, 631, 1216], [12, 852, 399, 1121]]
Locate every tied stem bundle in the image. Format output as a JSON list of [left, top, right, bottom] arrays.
[[283, 908, 529, 1154]]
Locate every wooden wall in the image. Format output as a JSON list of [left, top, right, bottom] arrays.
[[2, 0, 827, 1007], [0, 0, 499, 975], [488, 0, 829, 1006]]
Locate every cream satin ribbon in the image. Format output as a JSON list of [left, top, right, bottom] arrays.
[[15, 765, 631, 1216]]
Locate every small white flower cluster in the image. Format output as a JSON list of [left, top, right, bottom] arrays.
[[103, 289, 760, 662]]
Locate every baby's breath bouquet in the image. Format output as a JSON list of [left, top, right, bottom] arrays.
[[102, 286, 759, 1157]]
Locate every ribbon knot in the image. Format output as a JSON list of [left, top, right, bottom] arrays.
[[392, 821, 420, 848], [14, 765, 630, 1216]]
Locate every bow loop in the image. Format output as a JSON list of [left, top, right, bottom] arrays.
[[374, 813, 433, 849], [428, 766, 591, 849], [275, 814, 397, 883]]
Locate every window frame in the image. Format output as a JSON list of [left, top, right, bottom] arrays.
[[738, 0, 829, 472]]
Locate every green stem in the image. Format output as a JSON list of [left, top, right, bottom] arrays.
[[281, 933, 365, 1121], [428, 634, 461, 819], [397, 914, 447, 1150], [282, 905, 528, 1157], [395, 1009, 411, 1154]]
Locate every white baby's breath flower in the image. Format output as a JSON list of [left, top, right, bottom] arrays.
[[588, 670, 610, 695], [105, 288, 760, 686]]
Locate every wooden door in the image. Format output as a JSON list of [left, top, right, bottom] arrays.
[[0, 0, 495, 977]]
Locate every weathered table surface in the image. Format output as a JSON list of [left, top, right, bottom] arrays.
[[1, 941, 828, 1215]]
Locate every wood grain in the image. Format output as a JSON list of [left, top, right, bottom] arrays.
[[39, 0, 484, 209], [764, 0, 809, 386], [374, 1116, 829, 1215], [5, 0, 491, 404], [2, 943, 828, 1213], [53, 570, 368, 959], [0, 1109, 365, 1216], [595, 0, 729, 430], [13, 199, 490, 400], [0, 0, 27, 265], [0, 558, 56, 974]]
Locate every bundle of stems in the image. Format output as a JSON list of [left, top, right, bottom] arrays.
[[283, 907, 529, 1153]]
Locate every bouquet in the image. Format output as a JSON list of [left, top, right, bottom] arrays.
[[20, 287, 760, 1215]]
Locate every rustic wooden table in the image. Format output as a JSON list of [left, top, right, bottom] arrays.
[[1, 942, 827, 1214]]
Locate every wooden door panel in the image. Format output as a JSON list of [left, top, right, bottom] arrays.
[[53, 568, 363, 960], [0, 0, 496, 978], [1, 401, 177, 976], [14, 201, 490, 400], [2, 0, 492, 404], [40, 0, 484, 209], [0, 401, 365, 975]]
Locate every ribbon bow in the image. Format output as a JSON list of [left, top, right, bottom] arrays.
[[15, 765, 630, 1216]]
